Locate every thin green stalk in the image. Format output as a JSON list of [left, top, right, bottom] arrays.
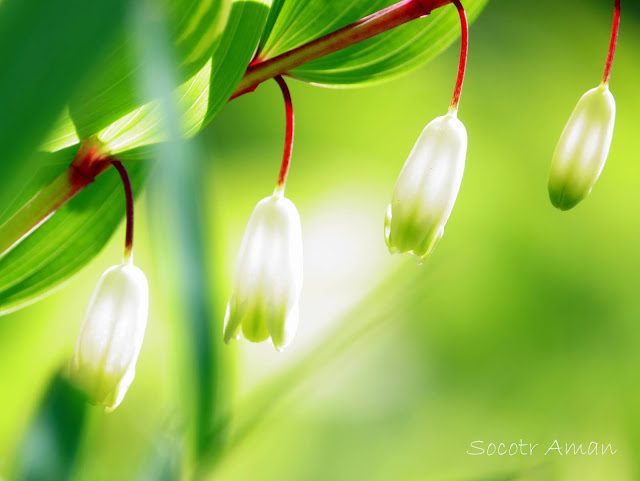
[[196, 264, 430, 475]]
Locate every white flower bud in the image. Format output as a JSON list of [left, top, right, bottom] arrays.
[[71, 262, 149, 412], [224, 193, 303, 351], [548, 85, 616, 210], [385, 112, 467, 263]]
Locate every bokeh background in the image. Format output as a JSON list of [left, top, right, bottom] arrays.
[[1, 0, 640, 480]]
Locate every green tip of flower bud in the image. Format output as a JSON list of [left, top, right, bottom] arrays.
[[548, 85, 616, 211], [385, 113, 466, 263], [223, 195, 303, 351], [385, 204, 444, 261], [71, 262, 149, 412], [548, 185, 586, 211]]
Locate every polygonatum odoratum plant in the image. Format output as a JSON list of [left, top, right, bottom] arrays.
[[0, 0, 624, 477]]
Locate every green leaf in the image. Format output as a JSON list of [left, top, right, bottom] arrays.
[[0, 148, 77, 227], [0, 159, 147, 315], [0, 0, 131, 217], [205, 0, 273, 122], [41, 109, 80, 154], [71, 0, 270, 158], [94, 59, 216, 156], [259, 0, 487, 86], [260, 0, 285, 49], [68, 0, 232, 138], [12, 373, 88, 481]]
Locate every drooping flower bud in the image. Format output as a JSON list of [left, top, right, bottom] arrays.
[[223, 192, 303, 351], [71, 262, 149, 412], [385, 112, 467, 263], [548, 85, 616, 210]]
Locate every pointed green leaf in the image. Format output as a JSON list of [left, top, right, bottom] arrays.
[[205, 0, 272, 121], [0, 0, 131, 217], [66, 0, 271, 158], [260, 0, 285, 50], [68, 0, 232, 138], [259, 0, 487, 86]]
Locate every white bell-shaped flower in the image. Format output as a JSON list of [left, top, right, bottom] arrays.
[[223, 192, 303, 351], [71, 262, 149, 412], [548, 85, 616, 210], [385, 112, 467, 263]]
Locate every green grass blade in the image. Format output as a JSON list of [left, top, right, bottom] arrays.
[[132, 1, 232, 461], [12, 372, 88, 481]]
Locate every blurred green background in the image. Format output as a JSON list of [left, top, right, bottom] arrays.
[[2, 0, 640, 479]]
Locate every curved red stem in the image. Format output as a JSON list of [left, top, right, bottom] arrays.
[[274, 75, 294, 192], [111, 161, 134, 262], [602, 0, 620, 85], [449, 0, 468, 112]]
